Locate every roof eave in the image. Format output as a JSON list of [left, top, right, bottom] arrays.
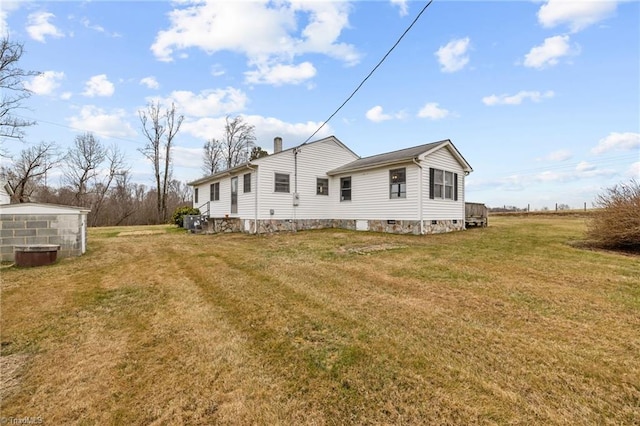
[[188, 163, 256, 186], [327, 157, 417, 176]]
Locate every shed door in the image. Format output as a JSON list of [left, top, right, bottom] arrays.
[[230, 177, 238, 214]]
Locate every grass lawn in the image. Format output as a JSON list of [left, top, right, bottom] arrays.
[[1, 216, 638, 424]]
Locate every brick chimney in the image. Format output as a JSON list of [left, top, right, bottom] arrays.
[[274, 137, 282, 153]]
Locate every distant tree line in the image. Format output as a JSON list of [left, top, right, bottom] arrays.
[[0, 133, 192, 226]]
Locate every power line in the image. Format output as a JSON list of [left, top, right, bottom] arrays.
[[488, 153, 639, 178], [302, 0, 434, 144], [13, 113, 146, 147]]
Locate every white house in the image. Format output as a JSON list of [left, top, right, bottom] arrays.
[[188, 136, 472, 235]]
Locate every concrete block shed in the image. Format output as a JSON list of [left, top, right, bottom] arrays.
[[0, 203, 90, 262]]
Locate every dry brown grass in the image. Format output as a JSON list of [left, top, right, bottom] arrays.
[[1, 216, 638, 424]]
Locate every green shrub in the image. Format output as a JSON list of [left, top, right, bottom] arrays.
[[587, 179, 640, 251], [171, 206, 201, 228]]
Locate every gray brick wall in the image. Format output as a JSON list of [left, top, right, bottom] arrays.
[[0, 213, 85, 262]]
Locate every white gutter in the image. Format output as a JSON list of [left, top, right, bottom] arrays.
[[412, 157, 424, 235]]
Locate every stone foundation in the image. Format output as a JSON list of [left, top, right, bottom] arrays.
[[202, 217, 463, 235], [422, 219, 464, 234], [204, 217, 242, 234], [368, 220, 421, 235]]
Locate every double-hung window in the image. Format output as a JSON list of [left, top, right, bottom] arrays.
[[194, 188, 199, 204], [210, 182, 220, 201], [275, 173, 290, 193], [316, 178, 329, 195], [430, 168, 458, 201], [389, 168, 406, 199], [243, 173, 251, 193], [340, 177, 351, 201]]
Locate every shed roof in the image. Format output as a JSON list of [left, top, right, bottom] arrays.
[[327, 139, 472, 175], [0, 202, 90, 214]]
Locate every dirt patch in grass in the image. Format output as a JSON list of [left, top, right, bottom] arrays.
[[0, 353, 29, 401], [117, 230, 166, 237], [336, 243, 408, 255]]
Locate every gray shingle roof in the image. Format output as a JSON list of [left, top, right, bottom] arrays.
[[327, 139, 451, 175]]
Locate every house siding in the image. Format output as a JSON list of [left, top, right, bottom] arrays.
[[256, 138, 358, 220], [421, 146, 466, 221], [331, 163, 420, 221]]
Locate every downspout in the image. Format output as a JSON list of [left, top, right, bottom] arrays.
[[413, 157, 424, 235], [247, 163, 258, 234], [293, 147, 300, 232]]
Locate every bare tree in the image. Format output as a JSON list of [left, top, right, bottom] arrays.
[[203, 138, 223, 175], [138, 101, 184, 223], [221, 115, 256, 170], [0, 36, 40, 147], [63, 132, 106, 205], [1, 141, 59, 202], [90, 144, 127, 226]]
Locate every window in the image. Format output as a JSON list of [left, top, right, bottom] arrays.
[[243, 173, 251, 193], [434, 169, 444, 198], [444, 171, 454, 200], [340, 177, 351, 201], [210, 182, 220, 201], [275, 173, 290, 193], [231, 177, 238, 214], [194, 188, 199, 204], [316, 178, 329, 195], [389, 168, 406, 199], [429, 168, 458, 201]]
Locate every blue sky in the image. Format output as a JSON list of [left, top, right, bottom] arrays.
[[2, 0, 638, 209]]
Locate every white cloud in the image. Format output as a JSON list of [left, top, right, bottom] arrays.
[[627, 162, 640, 178], [0, 1, 22, 35], [391, 0, 409, 17], [435, 37, 470, 73], [540, 149, 572, 162], [245, 62, 316, 86], [60, 92, 72, 100], [591, 132, 640, 155], [82, 74, 115, 97], [366, 106, 392, 122], [173, 146, 203, 169], [482, 90, 555, 106], [23, 70, 65, 96], [79, 17, 121, 37], [417, 102, 450, 120], [535, 165, 616, 183], [524, 35, 577, 69], [151, 0, 359, 85], [140, 76, 160, 90], [576, 161, 596, 172], [211, 65, 226, 77], [26, 11, 65, 43], [68, 105, 136, 139], [182, 114, 331, 148], [537, 0, 618, 33], [154, 87, 248, 118]]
